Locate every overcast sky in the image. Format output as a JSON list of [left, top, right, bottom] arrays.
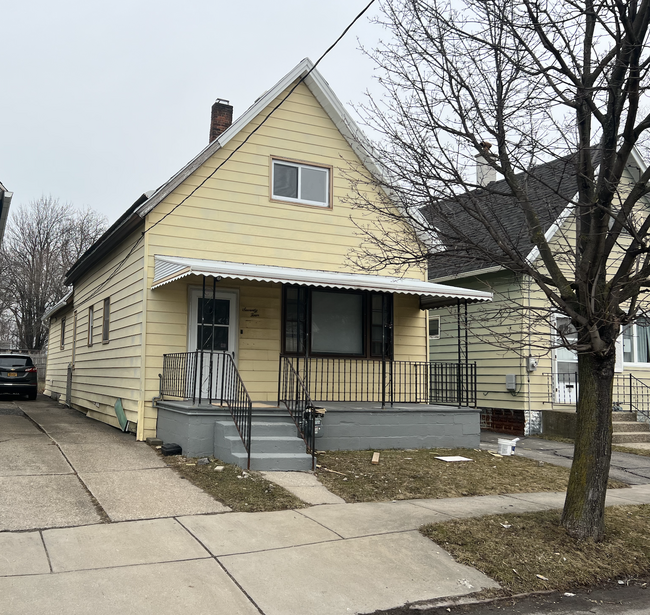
[[2, 0, 385, 223]]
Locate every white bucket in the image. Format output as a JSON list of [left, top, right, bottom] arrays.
[[497, 438, 519, 456]]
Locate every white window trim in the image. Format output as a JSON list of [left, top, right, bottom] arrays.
[[622, 321, 650, 365], [428, 313, 440, 340], [271, 159, 331, 208]]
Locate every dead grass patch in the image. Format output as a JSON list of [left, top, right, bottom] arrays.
[[161, 454, 305, 512], [315, 448, 627, 503], [422, 505, 650, 595]]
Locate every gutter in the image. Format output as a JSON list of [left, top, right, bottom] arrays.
[[42, 289, 74, 322]]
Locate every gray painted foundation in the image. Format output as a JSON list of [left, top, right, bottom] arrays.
[[156, 401, 481, 466], [156, 404, 230, 458], [314, 404, 481, 450]]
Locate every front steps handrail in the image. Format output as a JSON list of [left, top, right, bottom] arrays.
[[615, 373, 650, 423], [161, 351, 252, 469], [221, 352, 253, 470], [278, 356, 316, 470]]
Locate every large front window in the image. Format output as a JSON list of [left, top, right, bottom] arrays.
[[283, 286, 392, 357]]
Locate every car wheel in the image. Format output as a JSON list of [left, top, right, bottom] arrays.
[[27, 391, 37, 400]]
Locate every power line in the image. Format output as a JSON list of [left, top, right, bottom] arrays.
[[78, 0, 376, 307]]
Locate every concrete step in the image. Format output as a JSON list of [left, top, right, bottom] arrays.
[[612, 432, 650, 444], [224, 435, 307, 455], [613, 412, 638, 422], [250, 421, 298, 437], [231, 451, 314, 472], [613, 421, 650, 433], [214, 420, 311, 471], [251, 410, 298, 423]]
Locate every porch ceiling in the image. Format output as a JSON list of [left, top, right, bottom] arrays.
[[151, 255, 492, 307]]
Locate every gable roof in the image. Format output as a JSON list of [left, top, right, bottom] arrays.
[[427, 155, 579, 281], [65, 58, 382, 285]]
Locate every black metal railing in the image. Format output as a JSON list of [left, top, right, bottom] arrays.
[[278, 357, 316, 469], [429, 362, 477, 407], [545, 372, 579, 404], [613, 374, 650, 422], [161, 351, 252, 469], [278, 356, 477, 407]]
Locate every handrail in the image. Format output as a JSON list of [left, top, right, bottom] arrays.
[[614, 373, 650, 423], [161, 351, 252, 469], [221, 353, 253, 470], [278, 356, 316, 470]]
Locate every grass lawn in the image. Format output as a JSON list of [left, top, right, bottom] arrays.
[[161, 454, 305, 512], [423, 505, 650, 595], [315, 448, 627, 503]]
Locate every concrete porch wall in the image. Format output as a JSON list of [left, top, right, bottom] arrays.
[[155, 401, 481, 460], [315, 405, 480, 451]]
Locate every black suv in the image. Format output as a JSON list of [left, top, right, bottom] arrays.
[[0, 354, 38, 399]]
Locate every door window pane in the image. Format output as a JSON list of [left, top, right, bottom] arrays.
[[311, 291, 363, 354], [197, 298, 229, 351]]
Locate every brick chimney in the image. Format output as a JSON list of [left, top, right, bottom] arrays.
[[209, 99, 233, 143]]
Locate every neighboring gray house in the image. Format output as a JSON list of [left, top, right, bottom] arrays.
[[0, 181, 13, 245]]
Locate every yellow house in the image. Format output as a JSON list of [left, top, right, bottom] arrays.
[[428, 151, 650, 443], [43, 59, 491, 469]]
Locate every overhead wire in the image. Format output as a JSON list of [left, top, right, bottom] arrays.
[[76, 0, 376, 307]]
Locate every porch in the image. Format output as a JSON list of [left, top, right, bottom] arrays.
[[154, 352, 480, 470], [150, 258, 490, 469]]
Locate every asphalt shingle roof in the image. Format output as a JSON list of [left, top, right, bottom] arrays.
[[427, 155, 579, 280]]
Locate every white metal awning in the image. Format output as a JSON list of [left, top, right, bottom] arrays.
[[152, 255, 492, 308]]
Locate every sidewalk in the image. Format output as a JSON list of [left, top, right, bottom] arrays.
[[1, 397, 650, 615], [480, 431, 650, 485]]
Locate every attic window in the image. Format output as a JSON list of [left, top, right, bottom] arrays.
[[272, 159, 330, 208]]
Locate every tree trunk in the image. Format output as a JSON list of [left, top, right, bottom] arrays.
[[561, 351, 614, 541]]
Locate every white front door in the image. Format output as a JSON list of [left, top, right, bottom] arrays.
[[188, 288, 238, 400]]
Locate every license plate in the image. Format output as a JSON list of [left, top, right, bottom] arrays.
[[7, 372, 17, 377]]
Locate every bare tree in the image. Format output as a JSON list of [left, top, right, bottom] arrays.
[[0, 197, 107, 350], [350, 0, 650, 540]]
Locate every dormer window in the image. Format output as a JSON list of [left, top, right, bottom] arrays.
[[271, 159, 330, 208]]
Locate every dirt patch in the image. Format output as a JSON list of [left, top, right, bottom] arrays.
[[422, 505, 650, 596], [161, 454, 306, 512], [315, 448, 627, 503]]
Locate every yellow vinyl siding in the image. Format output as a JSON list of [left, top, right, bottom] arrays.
[[44, 307, 74, 398], [393, 294, 427, 362], [59, 228, 145, 428], [144, 82, 424, 279]]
